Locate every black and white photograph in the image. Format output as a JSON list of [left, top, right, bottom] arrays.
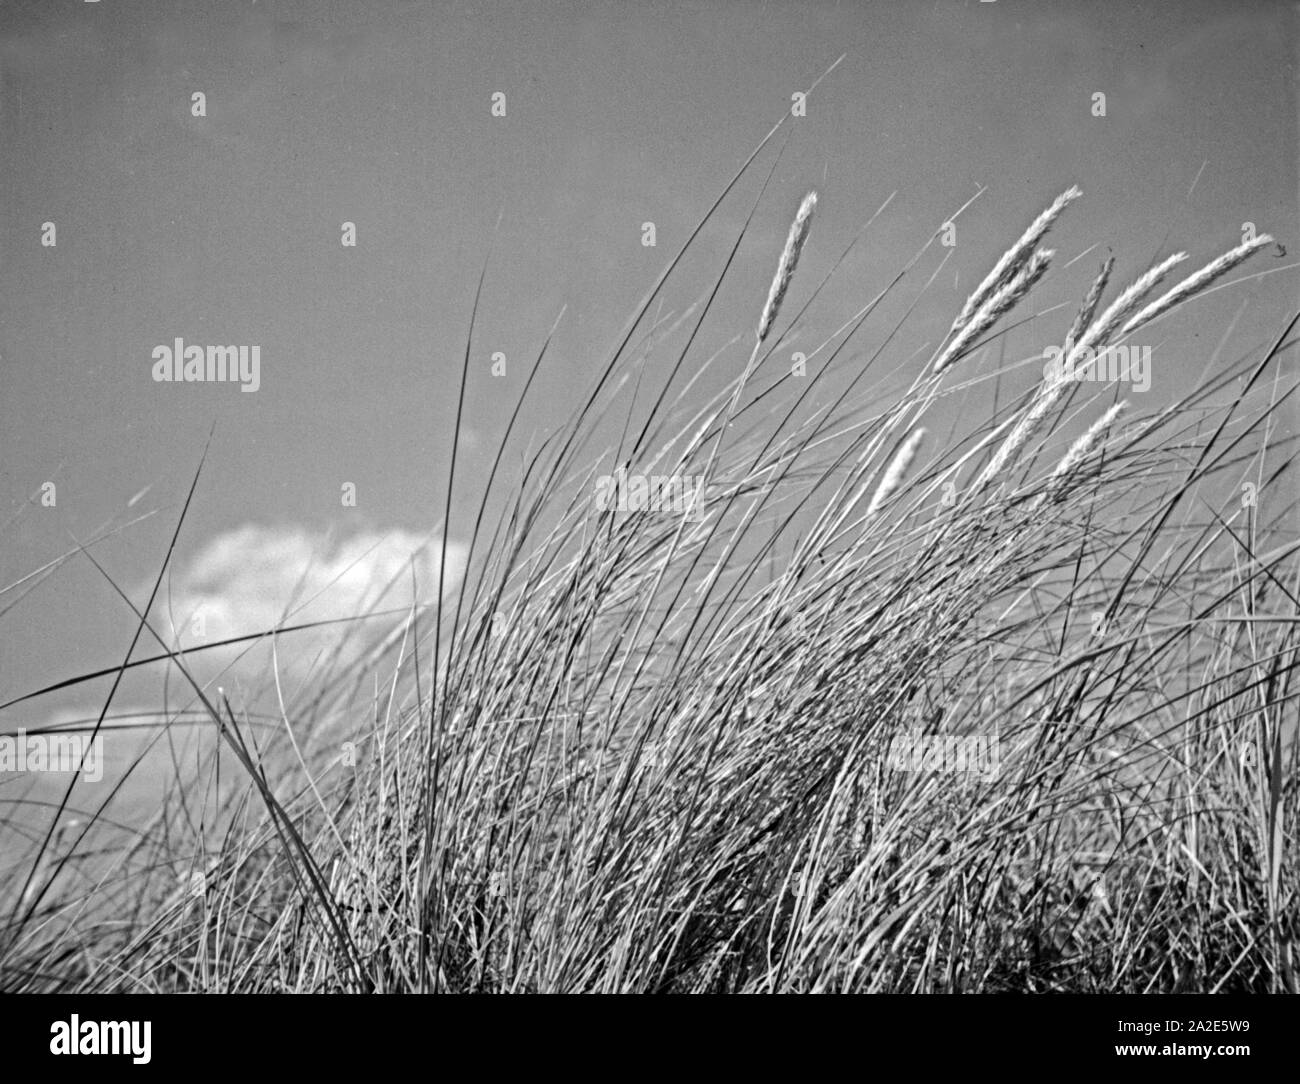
[[0, 0, 1296, 1065]]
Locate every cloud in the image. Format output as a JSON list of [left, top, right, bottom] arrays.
[[153, 523, 467, 692], [7, 518, 461, 868]]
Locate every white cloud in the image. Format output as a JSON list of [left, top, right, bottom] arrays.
[[153, 523, 467, 690]]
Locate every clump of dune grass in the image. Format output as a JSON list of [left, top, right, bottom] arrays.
[[1, 104, 1296, 995]]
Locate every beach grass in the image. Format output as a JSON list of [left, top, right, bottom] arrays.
[[2, 120, 1296, 994]]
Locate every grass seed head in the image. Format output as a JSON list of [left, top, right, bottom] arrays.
[[1037, 400, 1127, 505], [757, 190, 818, 343], [932, 248, 1053, 376], [1068, 252, 1187, 363], [950, 185, 1080, 334], [867, 427, 927, 515], [1119, 234, 1274, 338], [1064, 255, 1116, 354]]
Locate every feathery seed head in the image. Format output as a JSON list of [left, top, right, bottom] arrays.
[[1031, 400, 1127, 508], [1066, 252, 1187, 365], [969, 244, 1136, 495], [1119, 234, 1273, 338], [867, 427, 926, 515], [1064, 255, 1115, 354], [757, 190, 818, 343], [1049, 401, 1126, 482], [972, 369, 1073, 494], [951, 185, 1081, 334], [932, 248, 1053, 376]]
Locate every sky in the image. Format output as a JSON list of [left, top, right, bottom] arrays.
[[1, 0, 1296, 738]]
